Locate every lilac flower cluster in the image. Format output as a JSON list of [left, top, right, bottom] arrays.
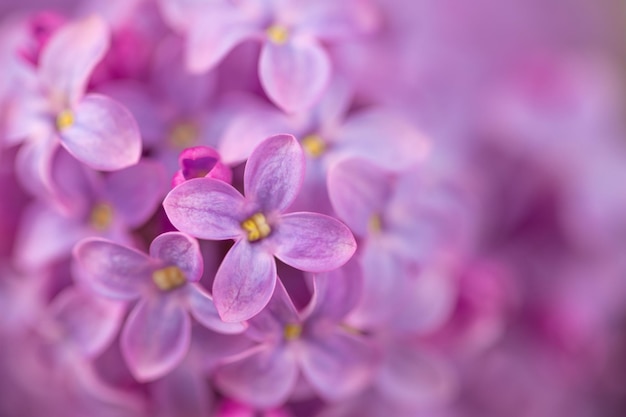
[[1, 1, 626, 417]]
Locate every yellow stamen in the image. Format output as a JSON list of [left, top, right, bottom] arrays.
[[368, 214, 382, 234], [301, 134, 326, 158], [90, 203, 114, 231], [56, 109, 74, 131], [152, 266, 187, 291], [169, 121, 199, 149], [284, 323, 302, 340], [266, 24, 289, 44], [241, 212, 272, 242]]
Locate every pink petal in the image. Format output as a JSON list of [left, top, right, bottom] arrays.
[[60, 94, 141, 171], [299, 330, 377, 401], [15, 133, 57, 197], [151, 363, 213, 417], [163, 178, 245, 240], [39, 15, 110, 106], [149, 232, 204, 283], [102, 159, 167, 228], [121, 296, 191, 382], [307, 260, 362, 322], [327, 158, 394, 236], [212, 239, 276, 322], [49, 287, 125, 358], [244, 134, 304, 213], [73, 238, 153, 300], [214, 345, 298, 408], [273, 212, 356, 272], [376, 346, 455, 408], [186, 284, 247, 334], [247, 279, 300, 341], [259, 37, 331, 113], [186, 7, 258, 73], [335, 109, 430, 170]]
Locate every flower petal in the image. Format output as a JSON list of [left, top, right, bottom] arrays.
[[163, 178, 245, 240], [73, 238, 153, 300], [186, 284, 247, 334], [243, 134, 304, 213], [247, 278, 300, 341], [49, 287, 125, 358], [214, 345, 298, 408], [149, 232, 203, 283], [259, 38, 331, 113], [299, 330, 377, 401], [185, 6, 258, 73], [121, 296, 191, 382], [327, 158, 394, 236], [101, 159, 167, 228], [151, 363, 212, 417], [60, 94, 141, 171], [39, 15, 110, 106], [376, 346, 455, 408], [306, 260, 362, 322], [212, 240, 276, 322], [273, 212, 356, 272]]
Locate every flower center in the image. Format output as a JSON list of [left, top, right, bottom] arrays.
[[283, 323, 302, 340], [241, 212, 271, 242], [90, 203, 114, 230], [56, 109, 74, 131], [301, 134, 326, 158], [169, 121, 199, 149], [266, 24, 289, 44], [368, 214, 383, 234], [152, 266, 187, 291]]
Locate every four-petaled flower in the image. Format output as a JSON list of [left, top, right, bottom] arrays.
[[163, 134, 357, 322]]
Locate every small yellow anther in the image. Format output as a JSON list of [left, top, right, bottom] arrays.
[[90, 203, 114, 231], [56, 109, 74, 131], [169, 121, 199, 149], [301, 134, 326, 158], [152, 266, 187, 291], [368, 214, 383, 234], [266, 24, 289, 45], [283, 323, 302, 340], [241, 213, 272, 242]]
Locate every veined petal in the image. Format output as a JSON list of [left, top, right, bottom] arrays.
[[327, 158, 394, 236], [39, 15, 110, 106], [59, 94, 141, 171], [212, 240, 276, 322], [73, 238, 153, 300], [150, 232, 204, 282], [186, 284, 247, 334], [121, 296, 191, 382], [259, 37, 331, 113], [49, 287, 125, 358], [273, 212, 356, 272], [243, 134, 304, 213], [299, 329, 377, 401], [102, 160, 167, 228], [214, 345, 298, 408], [163, 178, 245, 240]]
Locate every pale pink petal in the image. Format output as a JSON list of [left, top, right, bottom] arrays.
[[163, 178, 245, 240], [212, 240, 276, 322], [49, 287, 125, 358], [151, 363, 213, 417], [60, 94, 141, 171], [259, 38, 331, 113], [149, 232, 203, 282], [214, 345, 298, 408], [273, 212, 356, 272], [121, 296, 191, 382], [243, 134, 304, 213], [247, 279, 300, 341], [39, 15, 110, 106], [327, 158, 394, 236], [73, 238, 153, 300], [376, 346, 456, 408], [186, 284, 247, 334], [299, 330, 377, 401]]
